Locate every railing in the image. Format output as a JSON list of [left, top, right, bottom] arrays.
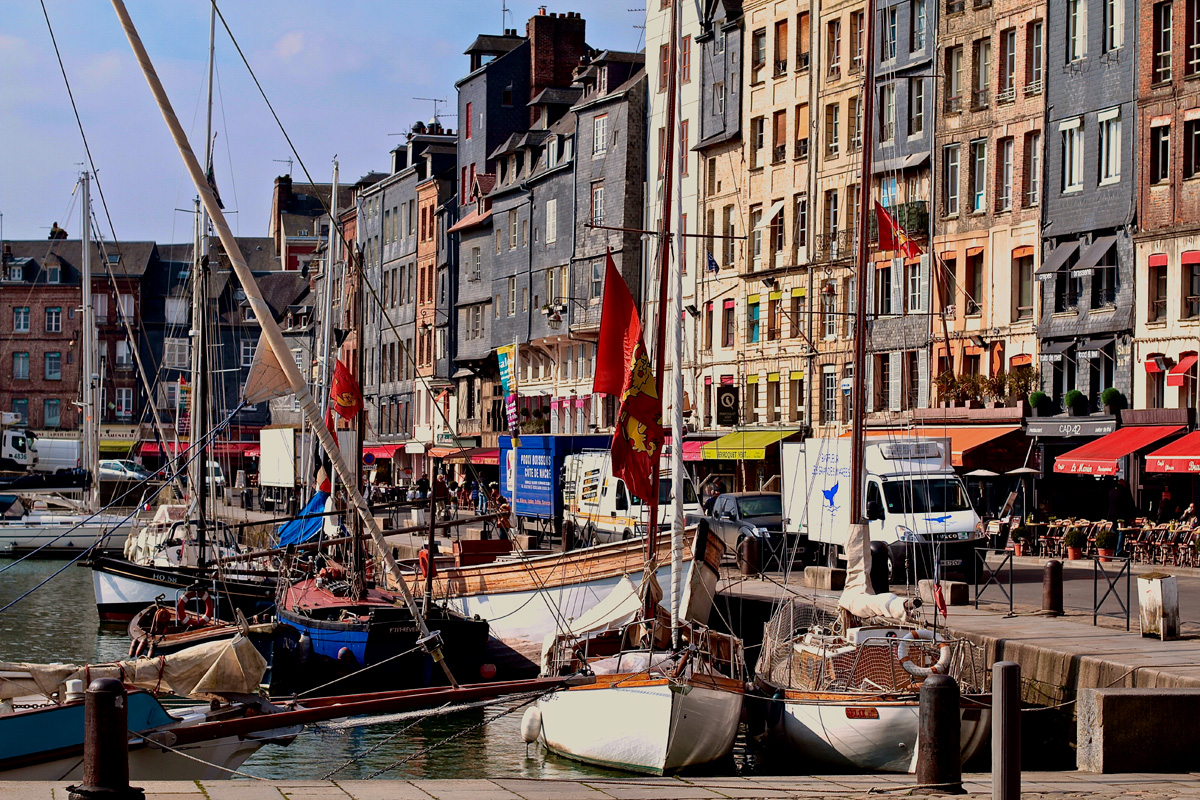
[[850, 56, 864, 74], [944, 95, 962, 113], [827, 142, 840, 158], [775, 59, 789, 77], [1187, 295, 1200, 318], [848, 135, 862, 152], [996, 86, 1016, 104], [1024, 79, 1043, 96], [797, 52, 811, 71], [974, 547, 1014, 617], [867, 200, 929, 241], [794, 138, 810, 160], [1150, 297, 1168, 322], [813, 230, 854, 262], [965, 299, 982, 316], [1055, 291, 1080, 313], [1094, 287, 1117, 308], [772, 144, 787, 164], [971, 88, 989, 110], [947, 0, 965, 11], [1093, 556, 1131, 630]]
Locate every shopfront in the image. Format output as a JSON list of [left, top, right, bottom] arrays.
[[700, 429, 804, 492]]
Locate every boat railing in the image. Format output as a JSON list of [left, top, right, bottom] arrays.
[[546, 617, 745, 682]]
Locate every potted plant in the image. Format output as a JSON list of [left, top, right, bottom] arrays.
[[1095, 527, 1118, 562], [983, 371, 1008, 407], [1101, 387, 1124, 415], [1063, 526, 1087, 560], [1007, 366, 1040, 405], [1009, 526, 1029, 557], [958, 373, 984, 408], [1065, 389, 1088, 417], [934, 371, 959, 406], [1028, 390, 1051, 417]]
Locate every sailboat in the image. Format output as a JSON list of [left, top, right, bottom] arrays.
[[752, 0, 991, 772], [522, 6, 746, 772], [0, 174, 133, 557]]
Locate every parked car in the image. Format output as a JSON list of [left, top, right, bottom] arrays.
[[99, 459, 153, 482], [703, 491, 796, 568]]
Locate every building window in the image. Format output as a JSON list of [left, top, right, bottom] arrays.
[[821, 366, 837, 424], [1103, 0, 1125, 50], [774, 19, 789, 75], [1028, 20, 1044, 89], [714, 81, 725, 114], [1185, 119, 1200, 178], [681, 120, 690, 174], [722, 302, 736, 348], [827, 19, 841, 74], [749, 206, 763, 269], [825, 102, 840, 156], [1068, 0, 1087, 61], [1092, 244, 1118, 308], [1186, 260, 1200, 318], [12, 399, 28, 425], [1149, 262, 1168, 322], [681, 35, 692, 82], [909, 78, 924, 135], [912, 0, 927, 51], [822, 292, 837, 338], [590, 183, 604, 225], [794, 194, 808, 249], [944, 145, 960, 216], [703, 302, 714, 349], [1099, 109, 1121, 184], [751, 116, 765, 167], [883, 7, 898, 60], [1000, 29, 1017, 101], [970, 139, 987, 213], [46, 264, 60, 284], [507, 276, 517, 316], [1026, 131, 1042, 205], [45, 307, 61, 333], [908, 261, 923, 312], [240, 340, 256, 367], [752, 27, 767, 81], [1015, 255, 1034, 319], [879, 85, 895, 142], [768, 297, 781, 340], [13, 306, 29, 333], [1188, 0, 1200, 74], [45, 351, 61, 381], [13, 352, 29, 380], [116, 388, 133, 419], [164, 337, 189, 369], [790, 294, 805, 338], [1152, 124, 1172, 183], [852, 11, 865, 69], [945, 46, 963, 110], [877, 354, 891, 411], [876, 262, 893, 316], [1062, 120, 1084, 192], [593, 114, 608, 156], [723, 205, 737, 264], [44, 399, 60, 428], [850, 95, 863, 150], [659, 43, 670, 91], [973, 38, 991, 109], [591, 260, 603, 298], [1155, 1, 1174, 82], [965, 252, 984, 315], [748, 301, 761, 343]]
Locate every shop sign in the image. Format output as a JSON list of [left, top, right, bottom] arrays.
[[716, 385, 739, 427], [1024, 417, 1117, 438]]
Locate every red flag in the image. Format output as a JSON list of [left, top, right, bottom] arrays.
[[933, 582, 949, 619], [330, 359, 363, 421], [593, 251, 664, 502], [874, 201, 922, 258]]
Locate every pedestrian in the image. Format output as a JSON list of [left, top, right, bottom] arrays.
[[1108, 478, 1137, 553], [1180, 502, 1197, 525]]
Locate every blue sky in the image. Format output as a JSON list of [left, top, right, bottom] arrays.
[[0, 1, 646, 245]]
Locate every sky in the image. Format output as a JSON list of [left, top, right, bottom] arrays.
[[0, 1, 647, 246]]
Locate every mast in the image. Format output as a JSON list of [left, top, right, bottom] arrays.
[[317, 161, 340, 503], [351, 191, 367, 602], [79, 172, 100, 513], [667, 0, 685, 649], [110, 0, 458, 687], [648, 0, 679, 589]]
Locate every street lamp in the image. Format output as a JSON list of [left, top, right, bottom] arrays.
[[542, 297, 589, 331]]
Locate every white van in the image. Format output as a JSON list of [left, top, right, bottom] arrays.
[[563, 450, 701, 544], [31, 437, 81, 473]]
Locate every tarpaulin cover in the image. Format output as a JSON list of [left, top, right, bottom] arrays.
[[276, 490, 330, 547]]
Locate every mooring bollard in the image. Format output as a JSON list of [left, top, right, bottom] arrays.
[[561, 519, 574, 553], [1042, 560, 1063, 616], [992, 661, 1021, 800], [68, 678, 144, 800], [916, 673, 964, 794]]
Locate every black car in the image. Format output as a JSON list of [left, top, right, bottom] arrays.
[[703, 491, 799, 569]]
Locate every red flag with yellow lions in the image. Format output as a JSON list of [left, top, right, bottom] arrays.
[[592, 252, 664, 503]]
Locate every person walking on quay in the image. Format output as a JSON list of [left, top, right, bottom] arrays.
[[1108, 479, 1137, 554]]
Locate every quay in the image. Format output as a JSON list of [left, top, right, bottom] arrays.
[[12, 774, 1200, 800]]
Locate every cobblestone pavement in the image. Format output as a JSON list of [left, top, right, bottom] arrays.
[[9, 774, 1200, 800]]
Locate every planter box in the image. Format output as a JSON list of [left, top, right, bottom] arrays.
[[1097, 548, 1114, 563], [1066, 546, 1083, 560]]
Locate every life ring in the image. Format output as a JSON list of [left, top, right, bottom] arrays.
[[897, 629, 952, 678], [176, 589, 215, 624], [418, 548, 437, 579]]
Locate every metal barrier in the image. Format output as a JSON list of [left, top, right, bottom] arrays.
[[1093, 556, 1132, 631], [974, 548, 1014, 617]]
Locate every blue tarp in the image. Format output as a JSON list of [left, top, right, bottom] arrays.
[[276, 491, 329, 547]]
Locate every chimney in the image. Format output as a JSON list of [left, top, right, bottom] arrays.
[[2, 244, 10, 265], [527, 9, 586, 124], [275, 175, 293, 208]]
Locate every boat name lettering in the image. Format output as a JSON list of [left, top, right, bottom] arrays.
[[387, 626, 420, 634], [845, 707, 880, 719], [939, 559, 963, 567]]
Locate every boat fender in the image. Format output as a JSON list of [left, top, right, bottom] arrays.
[[897, 629, 952, 678], [418, 548, 437, 579], [176, 589, 215, 624], [298, 633, 313, 664], [520, 706, 542, 744]]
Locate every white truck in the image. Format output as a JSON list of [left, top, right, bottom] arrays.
[[0, 413, 37, 472], [259, 425, 298, 511], [781, 437, 983, 579], [563, 450, 702, 544]]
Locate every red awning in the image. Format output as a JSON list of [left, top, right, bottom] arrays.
[[1146, 431, 1200, 473], [666, 437, 711, 462], [1149, 253, 1169, 268], [1167, 354, 1198, 387], [139, 441, 179, 456], [1055, 426, 1184, 476], [447, 207, 493, 233], [364, 444, 401, 458], [211, 442, 256, 456], [246, 447, 261, 458], [1145, 355, 1166, 373], [1010, 353, 1033, 367]]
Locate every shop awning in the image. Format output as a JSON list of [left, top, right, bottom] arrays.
[[702, 430, 798, 460], [99, 439, 135, 454], [840, 425, 1022, 466], [1039, 339, 1073, 363], [445, 447, 499, 465], [1167, 354, 1198, 387], [246, 447, 260, 458], [363, 444, 401, 458], [428, 446, 461, 459], [1036, 241, 1079, 276], [665, 437, 711, 462], [1146, 431, 1200, 473], [404, 442, 426, 454], [1075, 235, 1117, 273], [1055, 425, 1184, 475]]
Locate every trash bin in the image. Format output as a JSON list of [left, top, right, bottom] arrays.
[[1138, 572, 1180, 640]]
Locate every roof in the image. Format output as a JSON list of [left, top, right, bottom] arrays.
[[1, 239, 157, 278], [464, 33, 524, 56], [473, 173, 497, 197], [529, 86, 584, 107], [447, 207, 493, 233], [252, 271, 310, 319], [591, 49, 644, 65], [489, 132, 525, 160]]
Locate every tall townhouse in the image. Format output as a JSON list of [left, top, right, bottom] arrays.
[[646, 0, 704, 435], [1037, 0, 1136, 413], [732, 0, 815, 443], [931, 0, 1046, 391], [360, 129, 455, 480], [415, 157, 458, 454], [695, 1, 754, 432], [809, 0, 867, 435], [1133, 0, 1200, 409], [864, 0, 936, 418]]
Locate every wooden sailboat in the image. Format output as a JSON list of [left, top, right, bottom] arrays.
[[522, 3, 746, 772]]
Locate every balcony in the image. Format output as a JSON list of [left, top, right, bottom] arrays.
[[794, 138, 810, 160], [1149, 298, 1168, 323], [867, 201, 930, 242], [1187, 296, 1200, 318], [1024, 80, 1043, 97], [772, 144, 788, 164], [1094, 287, 1117, 309], [813, 230, 855, 262], [850, 56, 864, 74], [971, 89, 989, 110], [944, 95, 962, 114], [996, 86, 1016, 105], [797, 52, 811, 71], [774, 59, 789, 78]]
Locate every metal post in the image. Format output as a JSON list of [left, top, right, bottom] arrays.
[[68, 678, 144, 800], [916, 674, 964, 794], [992, 661, 1021, 800], [1042, 560, 1063, 615]]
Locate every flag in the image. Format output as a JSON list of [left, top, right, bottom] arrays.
[[706, 251, 720, 273], [874, 201, 922, 258], [330, 359, 363, 421], [593, 251, 664, 502], [933, 582, 948, 619]]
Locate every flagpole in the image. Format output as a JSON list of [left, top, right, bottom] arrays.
[[110, 0, 459, 688]]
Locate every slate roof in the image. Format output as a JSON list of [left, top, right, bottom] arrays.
[[1, 239, 157, 279], [529, 86, 584, 107], [464, 34, 524, 56]]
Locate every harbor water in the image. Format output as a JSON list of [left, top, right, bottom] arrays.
[[0, 558, 696, 780]]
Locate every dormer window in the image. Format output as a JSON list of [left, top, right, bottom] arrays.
[[46, 264, 60, 284], [599, 66, 609, 93], [5, 264, 22, 282], [243, 306, 257, 323], [106, 254, 120, 265]]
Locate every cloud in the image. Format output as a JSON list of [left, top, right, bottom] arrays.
[[273, 31, 304, 61]]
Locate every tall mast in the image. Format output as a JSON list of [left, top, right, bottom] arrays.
[[849, 0, 876, 538], [351, 211, 366, 602], [79, 172, 100, 513], [109, 0, 458, 687], [316, 161, 340, 503], [667, 1, 685, 649]]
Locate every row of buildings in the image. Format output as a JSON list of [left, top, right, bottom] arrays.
[[5, 1, 1200, 511]]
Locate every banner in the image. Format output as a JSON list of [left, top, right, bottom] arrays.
[[497, 343, 521, 444]]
